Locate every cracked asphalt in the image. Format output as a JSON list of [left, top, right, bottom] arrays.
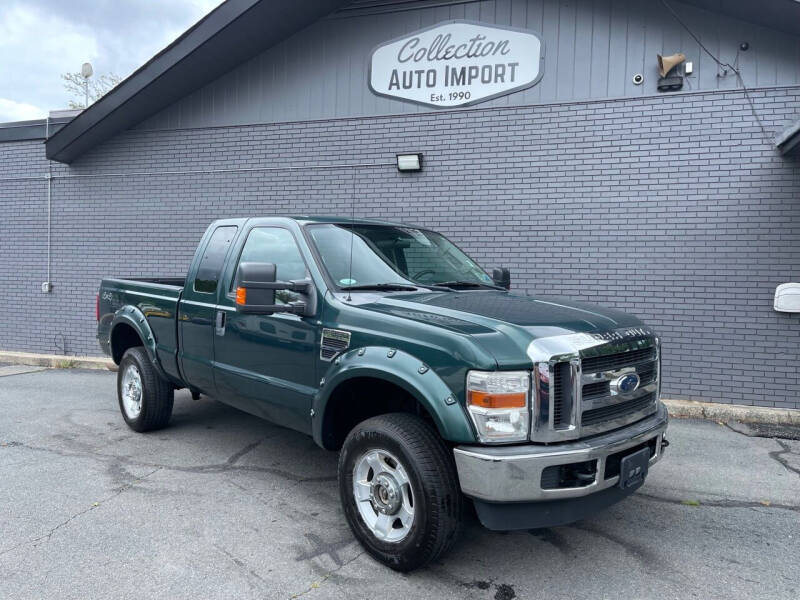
[[1, 368, 798, 600]]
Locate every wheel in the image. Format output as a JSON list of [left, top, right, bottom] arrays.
[[117, 346, 174, 432], [338, 413, 462, 571]]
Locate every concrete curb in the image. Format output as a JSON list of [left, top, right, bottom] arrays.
[[0, 351, 116, 371], [663, 398, 800, 426]]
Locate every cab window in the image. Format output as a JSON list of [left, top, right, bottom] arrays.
[[232, 227, 308, 305], [194, 226, 236, 294]]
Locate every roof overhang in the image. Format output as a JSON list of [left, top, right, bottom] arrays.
[[776, 120, 800, 155], [0, 111, 79, 143], [45, 0, 348, 163], [681, 0, 800, 36], [42, 0, 800, 163]]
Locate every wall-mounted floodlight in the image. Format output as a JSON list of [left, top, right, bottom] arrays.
[[397, 153, 423, 172]]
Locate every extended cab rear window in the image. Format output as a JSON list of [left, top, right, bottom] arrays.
[[194, 226, 236, 294]]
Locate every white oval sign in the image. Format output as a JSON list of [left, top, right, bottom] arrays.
[[369, 20, 544, 109]]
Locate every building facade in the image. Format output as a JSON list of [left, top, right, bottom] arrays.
[[1, 0, 799, 408]]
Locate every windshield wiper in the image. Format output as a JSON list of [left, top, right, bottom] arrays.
[[340, 283, 419, 292], [434, 280, 505, 290]]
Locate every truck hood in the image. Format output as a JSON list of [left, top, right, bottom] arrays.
[[359, 290, 647, 368]]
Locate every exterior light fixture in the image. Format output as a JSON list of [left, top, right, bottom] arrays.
[[397, 153, 423, 172], [81, 62, 94, 108]]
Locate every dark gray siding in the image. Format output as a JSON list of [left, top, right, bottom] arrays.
[[2, 86, 799, 408], [138, 0, 800, 130]]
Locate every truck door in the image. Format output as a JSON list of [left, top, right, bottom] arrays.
[[212, 226, 318, 434], [178, 224, 238, 395]]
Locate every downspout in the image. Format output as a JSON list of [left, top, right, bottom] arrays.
[[44, 116, 52, 293]]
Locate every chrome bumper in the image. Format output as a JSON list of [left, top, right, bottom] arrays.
[[453, 403, 668, 503]]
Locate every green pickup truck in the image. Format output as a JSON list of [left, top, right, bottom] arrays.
[[97, 216, 668, 571]]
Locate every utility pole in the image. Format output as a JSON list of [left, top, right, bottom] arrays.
[[81, 62, 93, 108]]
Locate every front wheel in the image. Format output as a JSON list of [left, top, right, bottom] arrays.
[[117, 346, 174, 432], [338, 413, 462, 571]]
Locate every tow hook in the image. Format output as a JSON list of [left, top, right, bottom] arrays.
[[661, 437, 670, 452]]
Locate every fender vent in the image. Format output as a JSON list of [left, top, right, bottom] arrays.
[[320, 328, 351, 361]]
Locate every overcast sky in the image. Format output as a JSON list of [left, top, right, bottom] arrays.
[[0, 0, 223, 122]]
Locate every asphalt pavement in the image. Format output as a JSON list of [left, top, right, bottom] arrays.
[[1, 368, 798, 600]]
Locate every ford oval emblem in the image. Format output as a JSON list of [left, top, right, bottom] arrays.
[[616, 373, 640, 394]]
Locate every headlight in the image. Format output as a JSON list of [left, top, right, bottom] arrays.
[[466, 370, 530, 443]]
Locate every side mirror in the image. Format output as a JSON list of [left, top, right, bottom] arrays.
[[492, 267, 511, 290], [234, 262, 314, 315]]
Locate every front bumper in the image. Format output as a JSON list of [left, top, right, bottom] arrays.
[[453, 402, 668, 504]]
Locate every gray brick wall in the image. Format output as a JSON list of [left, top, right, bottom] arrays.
[[2, 86, 799, 408]]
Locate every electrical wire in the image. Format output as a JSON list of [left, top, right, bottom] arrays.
[[659, 0, 773, 144]]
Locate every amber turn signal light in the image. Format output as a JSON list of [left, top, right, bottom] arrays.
[[467, 391, 526, 409], [235, 287, 247, 305]]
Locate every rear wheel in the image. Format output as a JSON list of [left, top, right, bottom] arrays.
[[117, 347, 173, 432], [338, 413, 462, 571]]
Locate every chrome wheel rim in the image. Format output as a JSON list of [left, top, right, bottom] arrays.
[[121, 364, 143, 419], [353, 449, 415, 543]]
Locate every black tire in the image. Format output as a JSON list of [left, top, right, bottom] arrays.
[[117, 346, 174, 432], [338, 413, 462, 571]]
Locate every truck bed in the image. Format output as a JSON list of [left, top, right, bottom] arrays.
[[97, 277, 185, 379], [117, 276, 186, 288]]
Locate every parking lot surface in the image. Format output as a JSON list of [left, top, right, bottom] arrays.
[[1, 368, 798, 600]]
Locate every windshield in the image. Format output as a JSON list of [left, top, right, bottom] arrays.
[[306, 224, 494, 289]]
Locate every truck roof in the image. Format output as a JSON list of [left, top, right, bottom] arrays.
[[289, 216, 422, 228], [207, 215, 429, 231]]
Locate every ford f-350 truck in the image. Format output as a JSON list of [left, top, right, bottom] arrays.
[[97, 217, 668, 571]]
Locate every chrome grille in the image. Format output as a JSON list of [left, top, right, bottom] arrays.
[[637, 363, 657, 386], [528, 327, 660, 443], [579, 345, 659, 434], [582, 392, 657, 426], [582, 380, 609, 401], [582, 347, 656, 373], [580, 361, 657, 402]]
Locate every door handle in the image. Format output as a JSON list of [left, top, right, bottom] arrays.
[[215, 310, 226, 336]]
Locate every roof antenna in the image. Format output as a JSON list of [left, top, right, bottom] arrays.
[[346, 169, 355, 302]]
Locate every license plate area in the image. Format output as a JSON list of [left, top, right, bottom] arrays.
[[618, 446, 650, 489]]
